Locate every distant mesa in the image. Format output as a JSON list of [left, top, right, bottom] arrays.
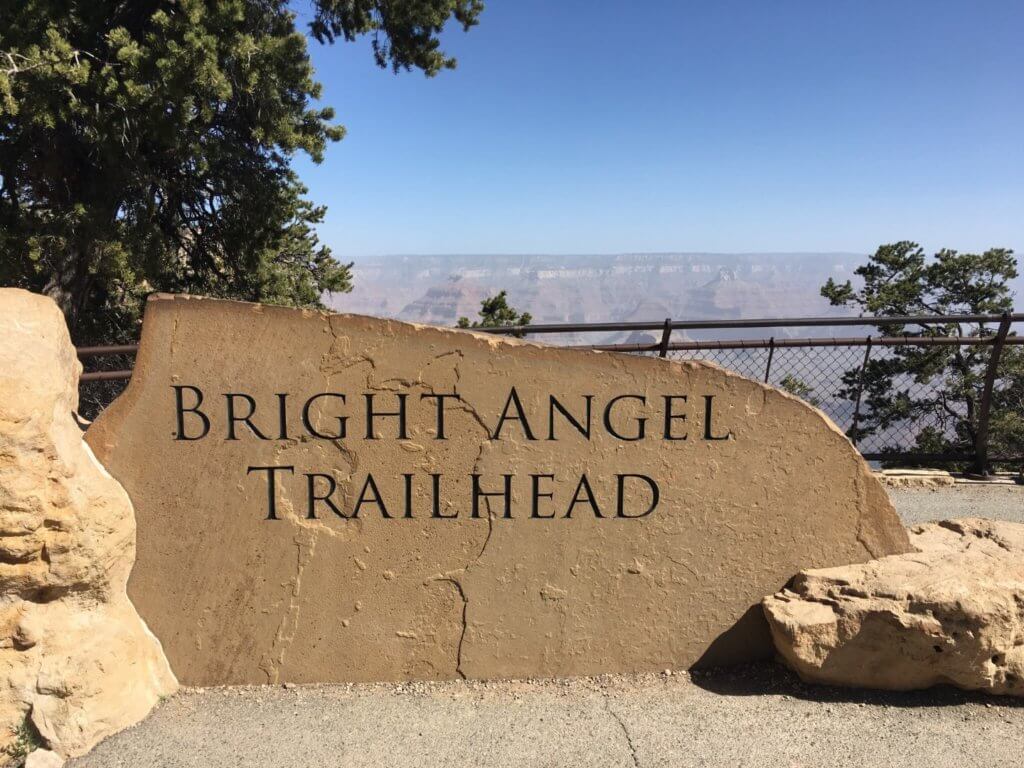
[[327, 253, 872, 342]]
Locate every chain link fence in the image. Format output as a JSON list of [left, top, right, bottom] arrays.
[[660, 343, 1003, 463], [79, 360, 132, 422], [667, 343, 865, 439]]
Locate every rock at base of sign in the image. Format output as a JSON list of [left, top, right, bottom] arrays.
[[0, 289, 177, 758], [763, 518, 1024, 696], [875, 468, 955, 488]]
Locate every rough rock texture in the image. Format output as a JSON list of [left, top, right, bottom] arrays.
[[764, 518, 1024, 695], [0, 289, 177, 759], [86, 294, 911, 685], [875, 469, 956, 488], [25, 750, 63, 768]]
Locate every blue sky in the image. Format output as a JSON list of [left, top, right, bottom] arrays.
[[294, 0, 1024, 258]]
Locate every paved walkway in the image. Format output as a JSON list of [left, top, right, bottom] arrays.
[[888, 482, 1023, 525], [69, 484, 1024, 768], [70, 667, 1023, 768]]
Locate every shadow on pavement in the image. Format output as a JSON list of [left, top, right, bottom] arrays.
[[690, 661, 1024, 709]]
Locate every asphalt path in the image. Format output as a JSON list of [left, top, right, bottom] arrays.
[[68, 484, 1024, 768], [888, 482, 1023, 526]]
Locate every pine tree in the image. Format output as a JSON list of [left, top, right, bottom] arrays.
[[822, 242, 1022, 470], [0, 0, 483, 344], [458, 291, 532, 337]]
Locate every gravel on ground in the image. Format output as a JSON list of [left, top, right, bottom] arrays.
[[890, 482, 1023, 526]]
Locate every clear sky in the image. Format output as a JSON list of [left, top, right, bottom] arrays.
[[294, 0, 1024, 259]]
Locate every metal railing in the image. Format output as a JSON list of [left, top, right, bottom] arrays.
[[77, 312, 1024, 472], [77, 345, 136, 382]]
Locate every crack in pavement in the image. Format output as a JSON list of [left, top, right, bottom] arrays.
[[604, 699, 641, 768]]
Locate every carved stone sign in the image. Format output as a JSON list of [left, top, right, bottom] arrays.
[[86, 295, 911, 685]]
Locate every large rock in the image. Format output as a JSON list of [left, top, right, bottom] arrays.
[[0, 289, 177, 758], [764, 518, 1024, 695], [86, 294, 911, 685]]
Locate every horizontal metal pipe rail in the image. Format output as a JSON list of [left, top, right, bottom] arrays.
[[80, 370, 135, 382], [475, 312, 1024, 336], [77, 344, 139, 358], [76, 332, 1024, 365], [860, 452, 1024, 465], [578, 335, 1024, 354]]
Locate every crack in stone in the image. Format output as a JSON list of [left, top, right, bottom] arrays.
[[259, 529, 316, 683], [430, 573, 469, 679], [431, 441, 500, 679], [316, 332, 490, 680], [438, 350, 465, 388], [604, 700, 641, 768], [267, 319, 523, 682], [360, 355, 491, 441], [321, 315, 378, 378], [476, 505, 495, 563], [666, 554, 699, 578], [450, 392, 491, 439], [169, 312, 180, 368]]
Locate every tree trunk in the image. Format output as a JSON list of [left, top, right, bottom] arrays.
[[42, 244, 93, 338]]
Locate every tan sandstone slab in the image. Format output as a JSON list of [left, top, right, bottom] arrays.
[[764, 518, 1024, 696], [86, 295, 910, 686], [0, 289, 177, 759]]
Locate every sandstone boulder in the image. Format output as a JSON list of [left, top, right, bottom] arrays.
[[0, 289, 177, 759], [764, 518, 1024, 695]]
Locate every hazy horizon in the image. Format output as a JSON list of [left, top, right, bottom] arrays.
[[341, 250, 872, 265], [329, 251, 1024, 332]]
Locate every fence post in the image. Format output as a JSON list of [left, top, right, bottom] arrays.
[[763, 337, 775, 383], [850, 337, 873, 448], [658, 318, 672, 358], [973, 312, 1013, 475]]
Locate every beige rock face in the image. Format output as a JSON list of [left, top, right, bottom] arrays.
[[764, 518, 1024, 695], [86, 295, 910, 686], [24, 750, 63, 768], [0, 289, 177, 759]]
